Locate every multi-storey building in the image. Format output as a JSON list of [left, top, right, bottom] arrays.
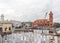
[[32, 11, 53, 29], [0, 14, 12, 34]]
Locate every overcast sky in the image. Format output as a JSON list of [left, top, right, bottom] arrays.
[[0, 0, 60, 22]]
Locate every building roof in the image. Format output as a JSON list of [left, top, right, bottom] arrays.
[[0, 21, 12, 24], [33, 28, 49, 30], [33, 19, 50, 25], [14, 29, 33, 32]]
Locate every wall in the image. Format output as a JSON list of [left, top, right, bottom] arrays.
[[2, 23, 12, 32]]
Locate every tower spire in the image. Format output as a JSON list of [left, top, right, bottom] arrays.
[[1, 14, 4, 22]]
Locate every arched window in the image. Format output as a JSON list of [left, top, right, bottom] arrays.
[[9, 27, 11, 30], [0, 27, 2, 32], [5, 27, 7, 31]]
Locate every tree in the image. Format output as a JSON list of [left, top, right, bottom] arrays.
[[53, 23, 60, 28]]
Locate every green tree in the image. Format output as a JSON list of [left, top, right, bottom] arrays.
[[53, 23, 60, 28]]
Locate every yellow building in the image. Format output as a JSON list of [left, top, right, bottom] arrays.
[[0, 21, 12, 33]]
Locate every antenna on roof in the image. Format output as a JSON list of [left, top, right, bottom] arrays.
[[44, 0, 53, 19], [45, 12, 48, 19]]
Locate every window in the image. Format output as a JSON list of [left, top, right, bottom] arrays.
[[48, 24, 49, 26], [5, 27, 7, 31], [49, 31, 53, 33], [0, 27, 2, 32], [19, 26, 22, 28], [9, 27, 11, 30]]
